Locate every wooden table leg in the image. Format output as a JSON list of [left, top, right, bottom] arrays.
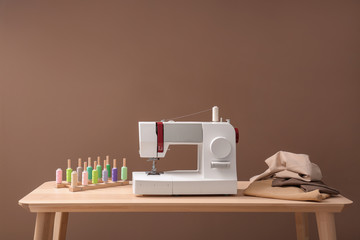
[[295, 212, 309, 240], [34, 212, 55, 240], [53, 212, 69, 240], [316, 212, 337, 240]]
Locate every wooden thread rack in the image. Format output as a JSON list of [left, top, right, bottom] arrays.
[[56, 179, 129, 192], [57, 157, 129, 192]]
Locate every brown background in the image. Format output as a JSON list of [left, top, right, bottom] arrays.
[[1, 1, 359, 239]]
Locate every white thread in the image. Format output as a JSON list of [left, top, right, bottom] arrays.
[[163, 108, 212, 121], [71, 171, 78, 188], [212, 106, 219, 122]]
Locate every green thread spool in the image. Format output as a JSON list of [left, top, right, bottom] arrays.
[[121, 158, 128, 181], [96, 156, 102, 179], [66, 159, 72, 183], [87, 157, 92, 180], [106, 156, 111, 178], [92, 160, 98, 184], [92, 169, 98, 184], [96, 163, 102, 179]]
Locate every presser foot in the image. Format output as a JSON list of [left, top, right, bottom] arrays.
[[146, 158, 163, 175], [146, 170, 164, 175]]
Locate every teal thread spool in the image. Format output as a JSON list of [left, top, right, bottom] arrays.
[[92, 160, 98, 184], [121, 158, 127, 181], [66, 159, 72, 183], [96, 156, 102, 179], [87, 157, 93, 181], [106, 155, 111, 178]]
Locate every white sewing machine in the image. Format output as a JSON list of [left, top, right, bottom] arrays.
[[132, 106, 239, 195]]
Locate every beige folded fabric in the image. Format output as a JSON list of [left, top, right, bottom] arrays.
[[244, 179, 330, 202], [250, 151, 322, 183]]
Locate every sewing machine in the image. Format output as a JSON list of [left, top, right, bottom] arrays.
[[132, 106, 239, 195]]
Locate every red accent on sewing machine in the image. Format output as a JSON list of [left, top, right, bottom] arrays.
[[235, 127, 239, 143], [156, 122, 164, 152]]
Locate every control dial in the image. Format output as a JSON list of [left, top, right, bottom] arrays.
[[210, 137, 231, 159]]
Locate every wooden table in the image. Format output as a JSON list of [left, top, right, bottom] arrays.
[[19, 181, 352, 240]]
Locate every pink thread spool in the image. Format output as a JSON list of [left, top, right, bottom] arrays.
[[56, 168, 63, 184], [82, 162, 88, 186]]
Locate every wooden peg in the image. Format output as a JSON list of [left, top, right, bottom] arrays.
[[87, 157, 91, 167], [94, 161, 97, 169], [97, 156, 100, 164], [84, 161, 87, 169], [113, 159, 117, 168], [106, 155, 109, 164], [78, 158, 82, 167], [103, 160, 106, 168], [67, 159, 71, 169], [123, 158, 126, 167]]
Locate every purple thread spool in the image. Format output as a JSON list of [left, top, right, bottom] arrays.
[[112, 168, 117, 181], [112, 159, 118, 181]]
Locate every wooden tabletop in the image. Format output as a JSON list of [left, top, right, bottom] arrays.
[[19, 181, 352, 213]]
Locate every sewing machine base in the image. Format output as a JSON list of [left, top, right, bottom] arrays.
[[133, 172, 237, 195]]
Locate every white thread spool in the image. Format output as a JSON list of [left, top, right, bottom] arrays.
[[77, 158, 83, 182], [71, 171, 78, 188], [212, 106, 219, 122]]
